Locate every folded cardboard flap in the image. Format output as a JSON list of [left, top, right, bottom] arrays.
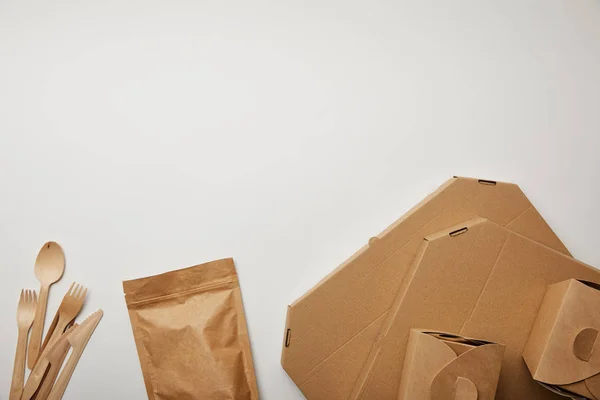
[[524, 279, 600, 399], [282, 177, 570, 400], [398, 330, 504, 400]]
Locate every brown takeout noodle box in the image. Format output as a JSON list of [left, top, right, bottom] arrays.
[[524, 279, 600, 399], [398, 330, 505, 400], [350, 218, 600, 399], [282, 177, 570, 400]]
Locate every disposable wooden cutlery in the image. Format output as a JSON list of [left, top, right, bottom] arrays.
[[21, 324, 77, 400], [40, 282, 87, 355], [47, 309, 103, 400], [36, 323, 79, 400], [29, 324, 78, 400], [28, 242, 65, 369], [10, 289, 37, 400]]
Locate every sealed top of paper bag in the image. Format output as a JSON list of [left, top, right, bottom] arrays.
[[123, 258, 237, 305], [281, 177, 570, 400]]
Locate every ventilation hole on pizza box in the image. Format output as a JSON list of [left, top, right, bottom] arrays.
[[477, 179, 497, 186], [285, 329, 291, 347], [449, 227, 468, 237]]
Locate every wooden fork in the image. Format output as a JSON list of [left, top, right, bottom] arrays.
[[39, 283, 87, 356], [10, 289, 37, 400]]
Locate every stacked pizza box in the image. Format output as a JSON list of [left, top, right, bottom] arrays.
[[282, 177, 600, 400]]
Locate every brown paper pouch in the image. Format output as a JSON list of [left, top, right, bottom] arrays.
[[123, 258, 259, 400]]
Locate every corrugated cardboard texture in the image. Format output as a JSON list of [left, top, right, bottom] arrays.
[[398, 330, 504, 400], [351, 218, 600, 400], [282, 177, 570, 400], [524, 279, 600, 399]]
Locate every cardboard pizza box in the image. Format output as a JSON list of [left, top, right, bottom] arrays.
[[281, 177, 570, 399]]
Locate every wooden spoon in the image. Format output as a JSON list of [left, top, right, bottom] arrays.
[[27, 242, 65, 370]]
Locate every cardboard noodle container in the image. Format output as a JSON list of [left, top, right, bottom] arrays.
[[524, 279, 600, 399], [282, 177, 570, 400], [398, 330, 504, 400]]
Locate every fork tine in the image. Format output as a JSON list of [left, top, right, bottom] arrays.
[[71, 283, 79, 298], [19, 289, 24, 304], [33, 290, 38, 304], [67, 282, 76, 297], [80, 287, 88, 301]]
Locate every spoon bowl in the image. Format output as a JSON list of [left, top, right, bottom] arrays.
[[34, 242, 65, 284]]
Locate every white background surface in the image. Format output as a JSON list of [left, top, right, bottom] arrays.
[[1, 0, 600, 398]]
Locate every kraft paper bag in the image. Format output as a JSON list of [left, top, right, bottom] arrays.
[[123, 258, 259, 400]]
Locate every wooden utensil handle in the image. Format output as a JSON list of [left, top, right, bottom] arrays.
[[42, 318, 69, 356], [34, 337, 72, 400], [9, 330, 27, 400], [21, 360, 48, 400], [46, 349, 81, 400], [39, 308, 60, 356], [38, 323, 78, 400], [28, 284, 49, 370]]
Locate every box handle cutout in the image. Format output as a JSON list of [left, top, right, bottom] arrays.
[[285, 329, 291, 347], [449, 227, 469, 237], [477, 179, 497, 186]]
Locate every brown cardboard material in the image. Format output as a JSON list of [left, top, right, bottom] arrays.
[[351, 218, 600, 400], [281, 177, 570, 400], [398, 330, 504, 400], [524, 279, 600, 399], [123, 258, 259, 400]]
